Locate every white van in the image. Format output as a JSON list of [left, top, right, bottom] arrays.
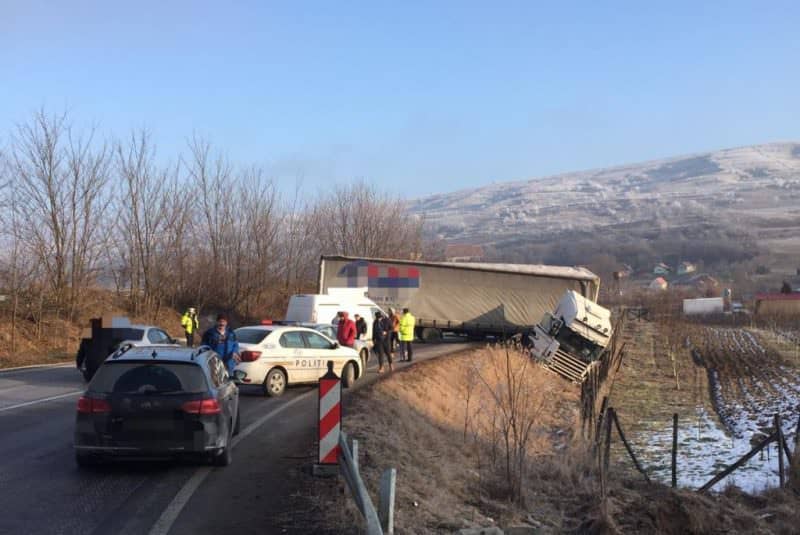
[[285, 288, 387, 372], [285, 288, 385, 339]]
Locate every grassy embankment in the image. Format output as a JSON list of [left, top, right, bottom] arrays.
[[316, 337, 800, 534]]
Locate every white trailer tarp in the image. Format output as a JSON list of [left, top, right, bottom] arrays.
[[318, 256, 600, 333], [683, 297, 724, 315]]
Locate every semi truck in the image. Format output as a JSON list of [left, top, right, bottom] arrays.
[[317, 255, 600, 341]]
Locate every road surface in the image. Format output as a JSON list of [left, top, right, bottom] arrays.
[[0, 342, 471, 534]]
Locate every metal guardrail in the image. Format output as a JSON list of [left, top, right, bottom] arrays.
[[339, 431, 396, 535]]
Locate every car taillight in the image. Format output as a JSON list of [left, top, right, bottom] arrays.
[[181, 398, 221, 415], [240, 350, 261, 362], [77, 396, 111, 414]]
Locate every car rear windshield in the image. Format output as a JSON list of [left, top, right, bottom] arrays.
[[235, 328, 272, 344], [89, 362, 209, 394]]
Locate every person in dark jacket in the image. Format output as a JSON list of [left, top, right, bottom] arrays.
[[372, 311, 392, 373], [201, 313, 240, 375], [336, 311, 356, 348], [354, 314, 368, 340]]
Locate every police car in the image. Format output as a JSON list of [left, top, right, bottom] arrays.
[[232, 325, 363, 397]]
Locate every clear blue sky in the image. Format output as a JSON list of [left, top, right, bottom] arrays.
[[2, 1, 799, 197]]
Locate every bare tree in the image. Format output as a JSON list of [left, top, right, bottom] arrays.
[[9, 110, 111, 320], [309, 181, 424, 259]]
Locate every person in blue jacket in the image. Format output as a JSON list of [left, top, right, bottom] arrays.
[[202, 313, 241, 375]]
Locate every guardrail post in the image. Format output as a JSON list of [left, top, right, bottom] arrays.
[[352, 439, 359, 475], [314, 361, 341, 477], [379, 468, 396, 534]]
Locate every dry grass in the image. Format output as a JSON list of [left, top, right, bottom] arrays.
[[316, 343, 800, 534], [0, 290, 183, 368], [318, 347, 590, 533]]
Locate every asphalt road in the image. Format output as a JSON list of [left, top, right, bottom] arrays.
[[0, 342, 471, 535]]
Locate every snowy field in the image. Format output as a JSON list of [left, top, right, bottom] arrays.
[[637, 328, 800, 493]]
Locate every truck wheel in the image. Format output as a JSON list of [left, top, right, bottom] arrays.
[[467, 332, 486, 342], [420, 328, 443, 343]]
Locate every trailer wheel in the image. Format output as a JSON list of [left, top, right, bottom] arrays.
[[420, 327, 443, 343]]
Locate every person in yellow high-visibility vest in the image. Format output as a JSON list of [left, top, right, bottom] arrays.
[[398, 308, 415, 362], [180, 307, 200, 347]]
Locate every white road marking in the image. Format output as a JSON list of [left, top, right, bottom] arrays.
[[147, 390, 315, 535], [0, 363, 74, 375], [0, 390, 84, 413]]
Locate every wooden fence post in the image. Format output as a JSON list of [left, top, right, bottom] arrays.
[[698, 431, 777, 492], [672, 413, 679, 488], [794, 413, 800, 452], [611, 410, 651, 484], [600, 407, 613, 499], [775, 414, 785, 488]]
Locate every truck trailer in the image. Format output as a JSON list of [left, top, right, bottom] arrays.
[[682, 297, 725, 315], [317, 255, 600, 341]]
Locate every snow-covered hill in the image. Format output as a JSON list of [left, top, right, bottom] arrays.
[[410, 143, 800, 258]]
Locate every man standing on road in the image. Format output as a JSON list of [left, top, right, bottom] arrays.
[[388, 307, 400, 357], [398, 308, 415, 362], [180, 307, 199, 347], [354, 314, 368, 340], [336, 311, 356, 348], [202, 313, 241, 375], [372, 311, 392, 373]]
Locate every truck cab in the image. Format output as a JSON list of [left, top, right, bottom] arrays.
[[530, 290, 612, 366]]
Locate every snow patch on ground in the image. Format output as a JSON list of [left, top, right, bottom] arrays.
[[641, 407, 796, 493]]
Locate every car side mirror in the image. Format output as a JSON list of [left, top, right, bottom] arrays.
[[331, 342, 339, 349]]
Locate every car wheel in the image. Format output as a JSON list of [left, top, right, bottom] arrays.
[[263, 368, 287, 397], [342, 362, 356, 388], [213, 431, 233, 467], [359, 349, 369, 375], [233, 406, 241, 436]]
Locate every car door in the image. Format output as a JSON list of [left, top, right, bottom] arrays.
[[278, 330, 313, 383], [301, 331, 341, 379]]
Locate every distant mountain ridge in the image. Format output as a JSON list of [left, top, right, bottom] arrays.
[[410, 142, 800, 274]]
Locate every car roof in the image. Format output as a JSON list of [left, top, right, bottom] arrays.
[[108, 346, 210, 363], [237, 325, 323, 334], [128, 324, 158, 330]]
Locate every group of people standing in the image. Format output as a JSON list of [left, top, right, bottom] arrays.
[[333, 307, 416, 374], [371, 307, 415, 373], [180, 304, 417, 379]]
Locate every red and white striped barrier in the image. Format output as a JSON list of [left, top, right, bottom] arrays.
[[318, 361, 342, 465]]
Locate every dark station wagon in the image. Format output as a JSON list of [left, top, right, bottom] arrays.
[[74, 346, 240, 467]]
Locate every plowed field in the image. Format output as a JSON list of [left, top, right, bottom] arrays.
[[610, 321, 799, 493]]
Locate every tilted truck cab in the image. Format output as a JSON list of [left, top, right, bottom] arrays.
[[529, 290, 613, 382]]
